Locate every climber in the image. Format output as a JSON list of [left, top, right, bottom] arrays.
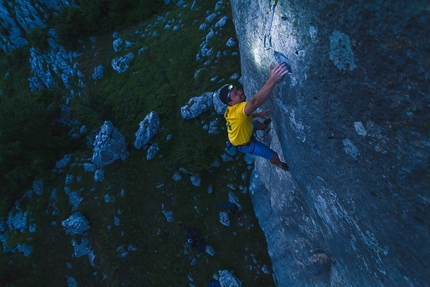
[[219, 63, 290, 171]]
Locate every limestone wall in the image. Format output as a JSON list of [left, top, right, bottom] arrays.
[[231, 0, 430, 285]]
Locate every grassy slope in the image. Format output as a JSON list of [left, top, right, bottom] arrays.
[[1, 1, 275, 286]]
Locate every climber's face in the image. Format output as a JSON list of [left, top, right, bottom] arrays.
[[228, 86, 246, 105]]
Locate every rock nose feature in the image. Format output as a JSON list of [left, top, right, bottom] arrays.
[[231, 0, 430, 285]]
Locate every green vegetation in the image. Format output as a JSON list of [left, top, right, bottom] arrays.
[[0, 0, 275, 286], [0, 56, 78, 215], [51, 0, 164, 49]]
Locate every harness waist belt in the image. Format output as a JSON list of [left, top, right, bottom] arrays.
[[237, 141, 252, 148]]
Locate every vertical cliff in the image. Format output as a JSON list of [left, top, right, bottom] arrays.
[[230, 0, 430, 285]]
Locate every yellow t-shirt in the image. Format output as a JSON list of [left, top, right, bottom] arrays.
[[224, 102, 254, 146]]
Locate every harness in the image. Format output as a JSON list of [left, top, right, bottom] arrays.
[[236, 135, 256, 154]]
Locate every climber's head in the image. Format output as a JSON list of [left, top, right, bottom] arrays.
[[219, 84, 245, 105], [219, 84, 233, 105]]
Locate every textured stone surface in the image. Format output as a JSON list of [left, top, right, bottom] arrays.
[[62, 212, 90, 235], [180, 92, 214, 119], [231, 0, 430, 285], [92, 121, 128, 166], [134, 111, 161, 149], [0, 0, 75, 53]]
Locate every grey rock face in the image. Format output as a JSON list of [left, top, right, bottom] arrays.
[[62, 212, 90, 235], [181, 92, 214, 119], [92, 121, 128, 166], [231, 0, 430, 285], [134, 111, 160, 149]]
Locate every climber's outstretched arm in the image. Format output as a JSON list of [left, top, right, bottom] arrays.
[[244, 63, 289, 116]]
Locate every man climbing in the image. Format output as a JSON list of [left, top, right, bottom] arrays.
[[219, 63, 290, 171]]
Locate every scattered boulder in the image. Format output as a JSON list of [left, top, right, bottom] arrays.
[[113, 38, 123, 52], [262, 264, 271, 274], [206, 245, 216, 256], [83, 163, 96, 172], [218, 270, 242, 287], [71, 237, 96, 266], [92, 65, 104, 80], [55, 155, 72, 171], [213, 85, 228, 114], [226, 38, 237, 47], [68, 191, 83, 212], [91, 121, 128, 166], [32, 179, 43, 195], [72, 237, 91, 258], [28, 38, 82, 91], [206, 13, 217, 23], [228, 192, 242, 211], [180, 92, 214, 119], [111, 52, 134, 74], [203, 118, 220, 134], [146, 143, 160, 160], [117, 244, 128, 258], [134, 111, 160, 149], [172, 171, 182, 181], [62, 212, 90, 235], [65, 174, 73, 185], [7, 211, 28, 232], [221, 154, 233, 162], [219, 211, 230, 227], [190, 173, 201, 186], [16, 244, 33, 257], [162, 210, 173, 222], [67, 276, 78, 287], [215, 15, 228, 27]]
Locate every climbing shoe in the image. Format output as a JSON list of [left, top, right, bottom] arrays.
[[263, 118, 272, 129], [276, 162, 290, 171]]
